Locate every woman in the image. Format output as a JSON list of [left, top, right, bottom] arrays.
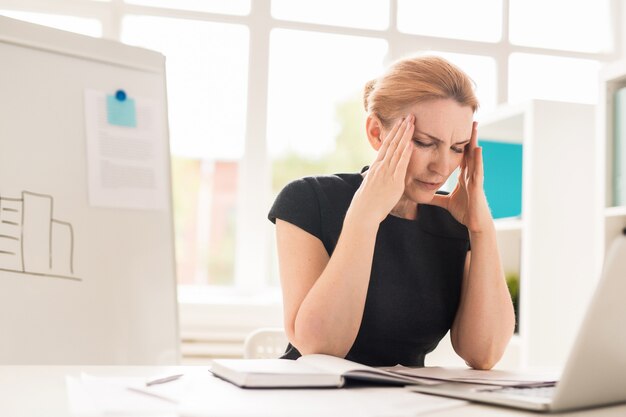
[[268, 55, 515, 369]]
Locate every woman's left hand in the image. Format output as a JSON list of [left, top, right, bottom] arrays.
[[430, 122, 493, 233]]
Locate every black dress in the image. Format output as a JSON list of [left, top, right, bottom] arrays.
[[268, 168, 470, 367]]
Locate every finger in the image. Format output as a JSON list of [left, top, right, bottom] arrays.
[[394, 129, 414, 178], [457, 165, 467, 190], [389, 114, 414, 169], [374, 118, 403, 163], [465, 121, 479, 173], [460, 148, 468, 171], [454, 168, 467, 195], [470, 121, 479, 148], [384, 115, 411, 166], [465, 150, 474, 179], [473, 146, 484, 185]]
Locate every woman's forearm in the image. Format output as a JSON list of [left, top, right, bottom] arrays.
[[292, 211, 379, 357], [451, 225, 516, 369], [287, 116, 415, 357]]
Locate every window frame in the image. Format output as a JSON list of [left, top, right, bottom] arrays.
[[1, 0, 622, 307]]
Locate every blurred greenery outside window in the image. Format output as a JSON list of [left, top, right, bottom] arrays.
[[271, 95, 375, 194]]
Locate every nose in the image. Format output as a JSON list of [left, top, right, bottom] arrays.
[[428, 149, 452, 177]]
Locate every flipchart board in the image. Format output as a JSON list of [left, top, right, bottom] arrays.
[[0, 16, 179, 364]]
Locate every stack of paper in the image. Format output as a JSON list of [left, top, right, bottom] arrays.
[[381, 365, 559, 386]]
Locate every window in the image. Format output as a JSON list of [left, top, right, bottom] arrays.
[[272, 0, 389, 30], [397, 0, 502, 42], [509, 53, 601, 105], [267, 29, 386, 191], [510, 0, 612, 53], [124, 0, 251, 15], [122, 15, 249, 285], [1, 0, 619, 296]]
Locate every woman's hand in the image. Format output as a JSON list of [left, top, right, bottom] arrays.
[[349, 114, 415, 225], [431, 122, 493, 233]]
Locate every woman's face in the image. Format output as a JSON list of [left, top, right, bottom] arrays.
[[382, 98, 474, 204]]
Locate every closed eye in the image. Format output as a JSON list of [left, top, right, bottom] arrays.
[[413, 140, 434, 148], [451, 146, 465, 154], [414, 139, 465, 154]]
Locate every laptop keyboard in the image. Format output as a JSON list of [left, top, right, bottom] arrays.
[[485, 385, 556, 399]]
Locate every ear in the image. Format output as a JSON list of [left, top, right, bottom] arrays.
[[366, 114, 384, 151]]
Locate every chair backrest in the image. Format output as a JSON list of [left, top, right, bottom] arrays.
[[243, 328, 289, 359]]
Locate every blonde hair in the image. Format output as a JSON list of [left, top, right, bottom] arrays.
[[363, 55, 478, 127]]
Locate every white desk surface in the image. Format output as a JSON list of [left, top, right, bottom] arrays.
[[2, 365, 626, 417]]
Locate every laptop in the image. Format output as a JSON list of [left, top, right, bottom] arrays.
[[409, 229, 626, 412]]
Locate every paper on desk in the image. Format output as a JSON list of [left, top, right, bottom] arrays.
[[128, 372, 199, 404], [381, 366, 559, 386], [179, 372, 467, 417], [66, 373, 178, 416]]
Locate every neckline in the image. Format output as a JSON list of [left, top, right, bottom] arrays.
[[387, 211, 421, 223]]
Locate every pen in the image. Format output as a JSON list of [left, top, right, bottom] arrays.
[[145, 373, 184, 386]]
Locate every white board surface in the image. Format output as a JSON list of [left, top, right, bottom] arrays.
[[0, 16, 179, 364]]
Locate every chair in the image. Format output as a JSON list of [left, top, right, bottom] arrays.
[[243, 328, 289, 359]]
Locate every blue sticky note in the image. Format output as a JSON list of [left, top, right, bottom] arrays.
[[106, 94, 137, 127]]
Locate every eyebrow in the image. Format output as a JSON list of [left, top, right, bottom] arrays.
[[415, 130, 470, 146]]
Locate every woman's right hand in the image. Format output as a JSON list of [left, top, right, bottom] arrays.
[[348, 113, 415, 225]]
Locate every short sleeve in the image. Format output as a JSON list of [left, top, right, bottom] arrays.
[[268, 178, 323, 241]]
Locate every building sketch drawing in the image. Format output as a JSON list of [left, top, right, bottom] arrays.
[[0, 191, 80, 281]]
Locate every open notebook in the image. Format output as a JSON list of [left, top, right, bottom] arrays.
[[210, 354, 555, 389], [210, 354, 431, 388]]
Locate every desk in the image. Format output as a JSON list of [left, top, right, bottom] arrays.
[[2, 366, 625, 417]]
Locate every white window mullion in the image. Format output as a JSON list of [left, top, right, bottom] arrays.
[[611, 0, 623, 59], [499, 0, 510, 104], [385, 0, 402, 63], [105, 0, 123, 41], [234, 0, 272, 291]]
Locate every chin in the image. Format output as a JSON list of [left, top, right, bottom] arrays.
[[405, 189, 438, 205]]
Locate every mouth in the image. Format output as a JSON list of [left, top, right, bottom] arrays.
[[415, 179, 443, 191]]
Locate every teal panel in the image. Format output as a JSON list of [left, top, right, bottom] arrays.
[[478, 140, 523, 219]]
